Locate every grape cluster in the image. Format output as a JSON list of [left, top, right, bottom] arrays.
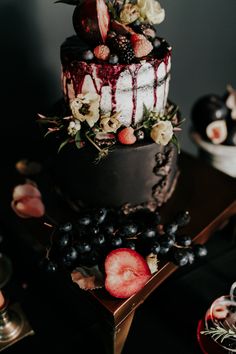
[[40, 207, 208, 274]]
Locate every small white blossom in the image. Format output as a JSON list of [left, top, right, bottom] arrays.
[[150, 120, 173, 145], [100, 112, 122, 133], [68, 120, 81, 136], [137, 0, 165, 25]]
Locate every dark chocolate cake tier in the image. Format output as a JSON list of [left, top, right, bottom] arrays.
[[47, 139, 179, 209]]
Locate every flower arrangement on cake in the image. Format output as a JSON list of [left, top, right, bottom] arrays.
[[38, 101, 182, 161]]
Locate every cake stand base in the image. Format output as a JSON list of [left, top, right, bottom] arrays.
[[0, 302, 34, 352]]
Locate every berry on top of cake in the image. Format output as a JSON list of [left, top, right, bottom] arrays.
[[191, 85, 236, 146]]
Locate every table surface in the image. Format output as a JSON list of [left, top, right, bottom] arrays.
[[0, 150, 236, 354]]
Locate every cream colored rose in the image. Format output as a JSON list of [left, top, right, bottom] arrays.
[[137, 0, 165, 25], [100, 113, 122, 133], [120, 4, 140, 25], [70, 92, 100, 127], [150, 120, 173, 145]]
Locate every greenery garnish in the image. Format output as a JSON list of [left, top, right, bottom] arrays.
[[37, 93, 183, 162], [201, 320, 236, 344]]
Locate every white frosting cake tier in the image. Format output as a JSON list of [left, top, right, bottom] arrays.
[[61, 53, 171, 126]]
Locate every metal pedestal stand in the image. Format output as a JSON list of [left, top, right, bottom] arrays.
[[0, 253, 34, 351]]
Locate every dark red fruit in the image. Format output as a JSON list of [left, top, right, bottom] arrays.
[[191, 94, 229, 140], [206, 120, 227, 144], [72, 0, 110, 44]]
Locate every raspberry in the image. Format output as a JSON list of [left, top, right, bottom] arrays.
[[94, 45, 110, 60], [130, 34, 153, 58], [117, 127, 137, 145]]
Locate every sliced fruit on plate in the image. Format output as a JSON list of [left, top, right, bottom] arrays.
[[206, 120, 227, 144], [104, 248, 151, 298]]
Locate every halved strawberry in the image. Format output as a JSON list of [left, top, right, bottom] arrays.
[[130, 34, 153, 58], [104, 248, 151, 298]]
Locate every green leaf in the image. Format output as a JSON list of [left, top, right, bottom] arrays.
[[58, 139, 70, 153], [54, 0, 78, 5], [44, 130, 55, 138], [171, 134, 180, 154], [106, 2, 117, 19], [143, 119, 151, 130], [143, 104, 150, 118]]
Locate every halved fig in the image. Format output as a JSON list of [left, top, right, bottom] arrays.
[[73, 0, 110, 44], [206, 120, 227, 144]]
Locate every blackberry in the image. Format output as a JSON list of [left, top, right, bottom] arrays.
[[110, 35, 135, 64]]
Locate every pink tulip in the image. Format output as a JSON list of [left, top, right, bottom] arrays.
[[11, 183, 45, 218]]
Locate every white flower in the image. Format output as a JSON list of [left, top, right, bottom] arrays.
[[150, 120, 173, 145], [70, 92, 100, 127], [137, 0, 165, 25], [226, 85, 236, 120], [100, 112, 122, 133], [120, 4, 140, 25], [68, 120, 81, 136]]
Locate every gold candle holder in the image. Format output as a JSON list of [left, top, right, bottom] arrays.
[[0, 253, 34, 351]]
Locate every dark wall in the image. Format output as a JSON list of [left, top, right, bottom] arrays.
[[1, 0, 236, 161]]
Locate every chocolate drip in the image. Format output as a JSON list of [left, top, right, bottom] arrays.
[[152, 147, 178, 206]]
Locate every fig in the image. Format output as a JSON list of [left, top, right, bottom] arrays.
[[191, 94, 229, 139], [206, 120, 227, 144], [72, 0, 110, 44]]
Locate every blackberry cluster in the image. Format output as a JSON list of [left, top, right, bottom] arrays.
[[40, 207, 208, 274], [110, 34, 135, 64]]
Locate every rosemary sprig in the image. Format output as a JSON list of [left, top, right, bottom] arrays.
[[201, 320, 236, 344]]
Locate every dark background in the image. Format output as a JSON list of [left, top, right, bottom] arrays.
[[0, 0, 236, 162]]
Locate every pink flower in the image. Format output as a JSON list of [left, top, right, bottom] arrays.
[[11, 183, 45, 218]]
